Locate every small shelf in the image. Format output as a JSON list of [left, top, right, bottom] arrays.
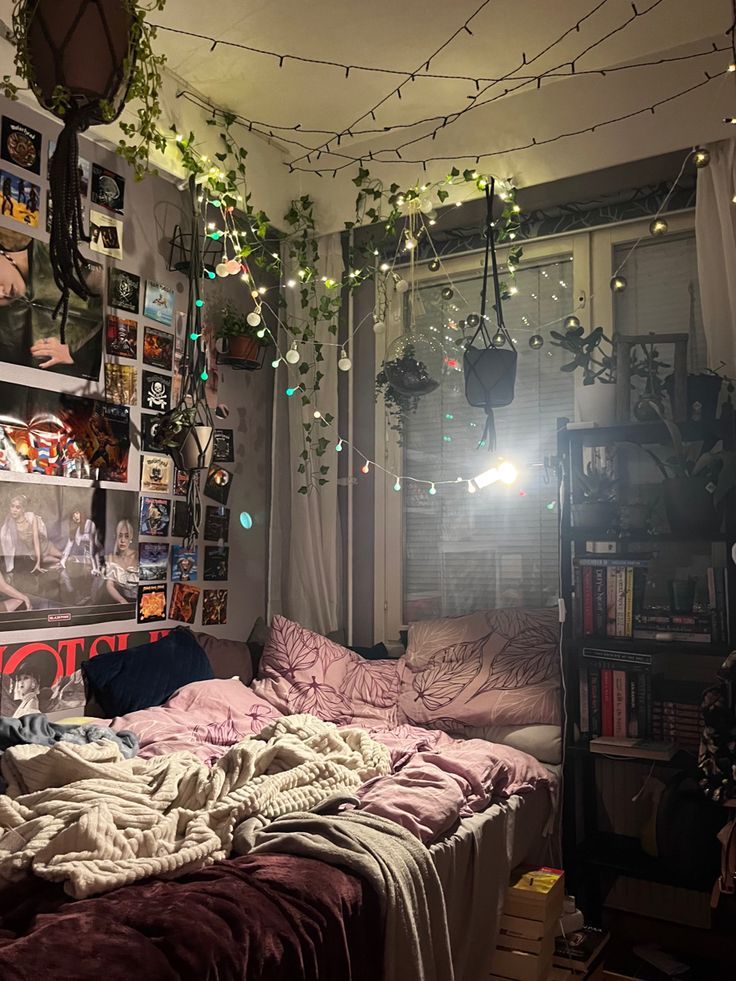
[[568, 529, 727, 544], [568, 635, 730, 657], [580, 832, 716, 892], [565, 418, 729, 447], [568, 742, 698, 770]]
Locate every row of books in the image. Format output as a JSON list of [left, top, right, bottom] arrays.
[[573, 558, 646, 639], [579, 647, 654, 740], [651, 699, 701, 753]]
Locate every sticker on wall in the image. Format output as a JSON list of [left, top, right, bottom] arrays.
[[46, 191, 87, 234], [89, 210, 123, 259], [142, 325, 173, 371], [212, 429, 234, 463], [0, 381, 130, 482], [171, 544, 198, 582], [141, 370, 171, 412], [204, 505, 229, 543], [137, 582, 167, 624], [0, 483, 139, 631], [0, 170, 39, 227], [141, 414, 166, 453], [139, 496, 170, 537], [169, 582, 200, 624], [138, 542, 169, 582], [171, 499, 191, 539], [104, 362, 137, 406], [0, 233, 102, 380], [173, 467, 190, 497], [140, 453, 171, 494], [108, 267, 140, 314], [1, 117, 42, 174], [105, 315, 137, 360], [48, 140, 89, 194], [204, 465, 233, 505], [203, 545, 229, 581], [91, 162, 125, 214], [143, 281, 175, 327], [202, 589, 227, 626]]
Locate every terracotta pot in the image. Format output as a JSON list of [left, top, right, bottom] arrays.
[[228, 335, 260, 361], [170, 426, 213, 471], [663, 476, 723, 538]]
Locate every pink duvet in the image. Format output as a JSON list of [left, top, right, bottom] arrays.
[[110, 679, 554, 844]]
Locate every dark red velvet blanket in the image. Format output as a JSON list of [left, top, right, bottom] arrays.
[[0, 854, 382, 981]]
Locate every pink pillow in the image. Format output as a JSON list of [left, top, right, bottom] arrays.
[[252, 615, 400, 726], [397, 609, 560, 732]]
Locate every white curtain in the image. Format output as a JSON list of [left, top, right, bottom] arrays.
[[695, 139, 736, 373], [268, 233, 343, 634]]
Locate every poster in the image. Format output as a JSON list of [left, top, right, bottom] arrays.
[[171, 544, 198, 582], [91, 163, 125, 214], [48, 140, 89, 194], [2, 117, 41, 174], [106, 315, 137, 359], [144, 281, 174, 327], [0, 171, 39, 227], [141, 371, 171, 412], [202, 589, 227, 626], [204, 465, 233, 505], [174, 467, 190, 496], [104, 362, 137, 406], [171, 499, 191, 538], [142, 326, 173, 370], [108, 267, 140, 313], [141, 414, 166, 452], [169, 582, 199, 624], [138, 542, 168, 581], [0, 232, 103, 380], [213, 429, 234, 463], [203, 545, 228, 581], [0, 627, 170, 719], [0, 483, 139, 631], [139, 496, 170, 537], [204, 505, 229, 542], [89, 210, 123, 259], [137, 583, 167, 624], [0, 381, 130, 482], [140, 453, 171, 493]]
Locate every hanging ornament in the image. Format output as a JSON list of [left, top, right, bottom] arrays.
[[649, 218, 668, 236], [246, 311, 262, 327], [428, 259, 441, 272], [226, 258, 241, 275], [441, 286, 454, 300], [373, 319, 386, 334], [404, 233, 418, 251], [610, 274, 627, 293], [383, 329, 444, 397], [529, 334, 544, 349], [466, 313, 481, 329], [215, 261, 229, 278], [285, 343, 300, 365], [491, 331, 506, 347], [395, 278, 409, 294], [338, 349, 352, 371], [693, 147, 711, 169], [564, 315, 581, 331]]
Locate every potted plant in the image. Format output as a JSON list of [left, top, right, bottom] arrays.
[[572, 464, 618, 529], [158, 401, 213, 471], [664, 370, 724, 422], [550, 324, 617, 424], [375, 366, 421, 442], [217, 303, 266, 362]]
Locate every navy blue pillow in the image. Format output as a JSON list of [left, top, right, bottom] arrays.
[[81, 628, 214, 717]]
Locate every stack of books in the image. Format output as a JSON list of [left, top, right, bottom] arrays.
[[573, 558, 648, 639], [553, 926, 609, 978], [579, 647, 654, 740], [489, 866, 564, 981], [652, 700, 701, 753], [633, 613, 712, 645]]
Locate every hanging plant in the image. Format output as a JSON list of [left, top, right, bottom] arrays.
[[375, 366, 421, 443]]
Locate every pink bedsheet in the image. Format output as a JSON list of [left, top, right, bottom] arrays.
[[110, 680, 554, 844]]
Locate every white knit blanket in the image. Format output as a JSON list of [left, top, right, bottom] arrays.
[[0, 714, 389, 899]]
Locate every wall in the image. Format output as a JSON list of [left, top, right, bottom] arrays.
[[0, 94, 271, 717]]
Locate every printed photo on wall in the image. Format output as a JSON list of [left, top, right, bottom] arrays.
[[171, 544, 198, 582], [141, 370, 171, 412], [169, 582, 200, 624], [138, 542, 168, 581], [2, 117, 41, 174], [143, 281, 175, 327], [104, 362, 137, 406], [142, 325, 173, 371], [48, 140, 89, 194], [108, 267, 140, 314], [202, 589, 227, 626], [203, 545, 228, 581], [137, 582, 167, 624], [0, 483, 138, 630], [173, 467, 190, 497], [140, 453, 171, 493], [0, 231, 103, 380], [204, 505, 229, 543], [204, 465, 233, 505], [91, 163, 125, 214], [0, 381, 130, 482], [139, 496, 170, 537], [0, 171, 39, 227], [89, 210, 123, 259], [171, 499, 191, 539], [212, 429, 234, 463], [141, 414, 165, 452], [106, 315, 137, 359]]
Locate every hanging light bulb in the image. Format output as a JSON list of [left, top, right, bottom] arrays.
[[226, 258, 241, 275], [313, 409, 322, 419], [529, 334, 545, 349], [498, 461, 518, 484], [693, 147, 711, 168], [247, 311, 262, 327], [373, 319, 386, 334], [610, 274, 627, 293], [285, 386, 297, 397], [257, 328, 266, 339], [492, 331, 506, 347], [564, 315, 581, 331], [271, 357, 281, 368], [428, 259, 441, 272], [466, 313, 481, 329], [441, 286, 454, 300], [338, 349, 352, 371], [335, 439, 343, 452], [215, 261, 229, 277], [361, 461, 370, 474], [428, 483, 437, 495], [393, 477, 402, 491], [395, 278, 409, 294], [285, 343, 300, 365], [404, 234, 418, 251], [467, 480, 477, 494], [649, 218, 668, 236]]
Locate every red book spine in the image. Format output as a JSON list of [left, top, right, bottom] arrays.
[[583, 566, 594, 636], [601, 668, 614, 737], [613, 670, 627, 737]]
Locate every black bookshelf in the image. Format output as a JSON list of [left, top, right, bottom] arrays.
[[558, 409, 736, 924]]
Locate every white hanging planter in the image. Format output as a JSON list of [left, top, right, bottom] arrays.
[[575, 383, 617, 426]]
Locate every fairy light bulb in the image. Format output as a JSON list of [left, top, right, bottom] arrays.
[[195, 298, 204, 308], [649, 218, 668, 236], [498, 462, 518, 484], [467, 480, 477, 494], [313, 409, 322, 419], [285, 343, 300, 365], [200, 370, 208, 381], [393, 477, 402, 491], [335, 439, 343, 452], [189, 332, 199, 341], [215, 262, 229, 277], [564, 315, 581, 331], [257, 328, 266, 339], [373, 320, 386, 335], [226, 258, 241, 274], [380, 262, 390, 272], [693, 148, 710, 169], [247, 311, 262, 327], [285, 387, 296, 397], [404, 234, 418, 251], [338, 349, 352, 371], [271, 357, 281, 368], [395, 278, 409, 294], [361, 461, 370, 474], [428, 483, 437, 495], [428, 259, 440, 272], [610, 274, 627, 293]]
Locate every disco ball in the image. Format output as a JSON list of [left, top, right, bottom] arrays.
[[383, 330, 444, 397]]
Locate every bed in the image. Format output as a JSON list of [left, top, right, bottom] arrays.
[[0, 609, 562, 981]]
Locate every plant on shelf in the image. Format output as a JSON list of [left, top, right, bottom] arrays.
[[573, 463, 618, 529], [629, 343, 671, 421], [217, 303, 268, 362], [551, 324, 615, 385]]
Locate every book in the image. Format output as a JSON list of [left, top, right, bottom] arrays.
[[606, 567, 617, 637], [601, 668, 614, 738], [553, 927, 609, 971], [615, 567, 626, 637], [505, 866, 565, 920], [582, 647, 653, 666], [632, 629, 711, 643], [583, 566, 594, 635], [588, 737, 677, 760], [625, 566, 634, 636], [613, 669, 627, 737], [579, 668, 590, 737], [628, 673, 639, 737], [593, 566, 606, 635], [589, 667, 601, 738]]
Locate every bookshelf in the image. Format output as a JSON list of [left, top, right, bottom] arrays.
[[557, 408, 736, 924]]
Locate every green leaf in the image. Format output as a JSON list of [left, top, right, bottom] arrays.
[[437, 188, 449, 203]]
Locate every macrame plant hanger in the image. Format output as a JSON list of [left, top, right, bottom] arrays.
[[463, 178, 517, 450]]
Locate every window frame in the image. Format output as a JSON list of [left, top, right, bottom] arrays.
[[373, 210, 696, 641]]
